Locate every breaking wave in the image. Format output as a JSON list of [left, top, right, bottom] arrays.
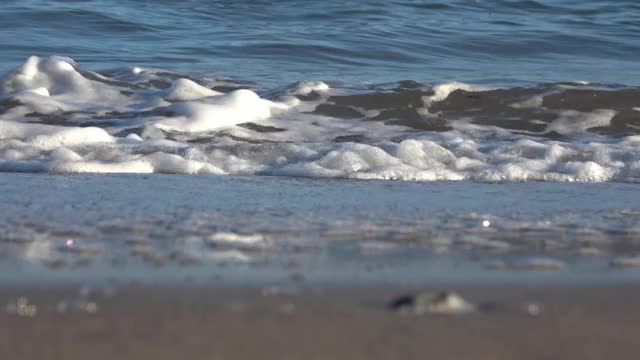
[[1, 56, 640, 182]]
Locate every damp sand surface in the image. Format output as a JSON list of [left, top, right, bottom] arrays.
[[1, 284, 639, 360]]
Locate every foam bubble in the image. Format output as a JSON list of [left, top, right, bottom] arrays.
[[0, 121, 114, 149], [163, 78, 222, 101], [154, 89, 282, 133], [1, 56, 119, 101], [290, 81, 330, 96], [49, 147, 83, 162]]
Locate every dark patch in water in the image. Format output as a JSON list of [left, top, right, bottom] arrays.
[[295, 91, 324, 101], [217, 133, 280, 144], [93, 107, 177, 121], [0, 98, 21, 115], [593, 111, 640, 136], [392, 80, 424, 90], [140, 79, 172, 89], [22, 111, 83, 126], [385, 116, 451, 132], [399, 2, 451, 10], [80, 70, 145, 90], [296, 84, 640, 136], [237, 123, 287, 133], [542, 89, 640, 112], [211, 85, 251, 93], [312, 103, 363, 118], [329, 89, 429, 110], [332, 135, 369, 143], [429, 87, 555, 132], [490, 20, 523, 27], [113, 127, 144, 137]]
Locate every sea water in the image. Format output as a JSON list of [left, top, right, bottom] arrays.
[[0, 173, 639, 285], [1, 0, 640, 284]]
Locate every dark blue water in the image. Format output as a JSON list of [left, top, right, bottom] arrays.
[[2, 0, 640, 87]]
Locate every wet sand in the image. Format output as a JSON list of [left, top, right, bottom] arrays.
[[1, 284, 638, 360]]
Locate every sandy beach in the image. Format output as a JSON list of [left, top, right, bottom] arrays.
[[1, 283, 639, 360]]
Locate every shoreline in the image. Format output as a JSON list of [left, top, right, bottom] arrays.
[[0, 174, 638, 358]]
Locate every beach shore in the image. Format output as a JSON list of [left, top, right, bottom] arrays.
[[0, 175, 639, 359], [1, 283, 638, 360]]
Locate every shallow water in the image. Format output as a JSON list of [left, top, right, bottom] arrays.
[[1, 174, 639, 285]]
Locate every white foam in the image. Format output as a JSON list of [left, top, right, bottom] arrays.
[[546, 109, 616, 135], [290, 81, 330, 96], [163, 78, 222, 101], [20, 87, 50, 97], [433, 82, 478, 102], [417, 82, 485, 116], [154, 89, 283, 133], [0, 121, 114, 150], [1, 56, 122, 102], [208, 232, 265, 245], [49, 147, 83, 162], [0, 56, 639, 181], [572, 80, 590, 85], [421, 82, 482, 108], [47, 159, 155, 174]]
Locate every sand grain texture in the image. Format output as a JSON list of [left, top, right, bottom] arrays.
[[0, 286, 638, 360]]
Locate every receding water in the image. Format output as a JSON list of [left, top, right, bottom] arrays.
[[0, 174, 639, 285]]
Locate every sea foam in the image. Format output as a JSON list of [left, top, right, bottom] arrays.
[[1, 56, 639, 182]]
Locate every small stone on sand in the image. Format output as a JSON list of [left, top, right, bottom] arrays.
[[389, 291, 477, 315]]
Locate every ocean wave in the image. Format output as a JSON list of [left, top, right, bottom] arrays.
[[1, 56, 640, 182]]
